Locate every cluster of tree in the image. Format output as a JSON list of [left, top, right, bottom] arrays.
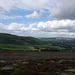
[[41, 46, 63, 52]]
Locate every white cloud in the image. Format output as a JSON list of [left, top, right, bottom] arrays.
[[0, 0, 15, 12], [0, 19, 75, 37], [0, 22, 38, 32], [39, 10, 46, 15], [0, 14, 23, 20], [25, 11, 40, 18], [50, 0, 75, 20], [0, 23, 6, 31], [7, 23, 25, 31], [1, 0, 75, 20], [37, 20, 75, 33], [0, 0, 56, 12]]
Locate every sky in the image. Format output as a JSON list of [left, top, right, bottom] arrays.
[[0, 0, 75, 37]]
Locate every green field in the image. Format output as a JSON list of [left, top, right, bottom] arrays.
[[0, 44, 32, 51]]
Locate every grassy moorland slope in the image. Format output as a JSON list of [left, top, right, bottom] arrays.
[[0, 33, 50, 51], [0, 33, 75, 52], [0, 33, 48, 45]]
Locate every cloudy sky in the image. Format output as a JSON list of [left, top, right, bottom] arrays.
[[0, 0, 75, 37]]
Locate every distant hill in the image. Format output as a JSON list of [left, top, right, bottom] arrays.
[[0, 33, 49, 45], [0, 33, 75, 52], [0, 33, 50, 51], [39, 37, 75, 42], [39, 37, 75, 52]]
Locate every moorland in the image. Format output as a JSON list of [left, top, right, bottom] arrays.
[[0, 33, 75, 75]]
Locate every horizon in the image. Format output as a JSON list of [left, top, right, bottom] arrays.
[[0, 0, 75, 37], [0, 33, 75, 38]]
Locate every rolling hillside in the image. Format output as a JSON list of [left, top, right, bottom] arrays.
[[39, 37, 75, 52], [0, 33, 75, 52], [0, 33, 49, 45], [0, 33, 50, 51]]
